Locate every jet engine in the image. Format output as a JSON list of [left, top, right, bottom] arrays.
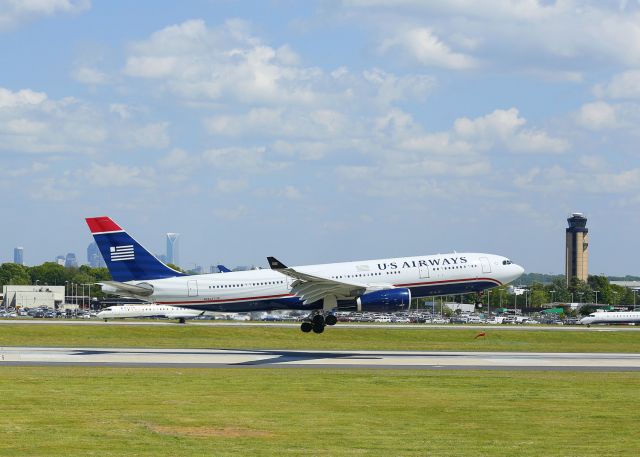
[[354, 288, 411, 312]]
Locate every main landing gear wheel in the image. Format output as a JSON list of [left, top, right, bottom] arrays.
[[325, 314, 337, 326], [312, 314, 325, 326], [312, 323, 325, 333], [178, 318, 186, 324], [300, 321, 313, 333]]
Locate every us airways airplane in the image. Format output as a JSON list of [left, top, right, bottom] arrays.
[[97, 305, 206, 323], [580, 311, 640, 327], [86, 216, 524, 334]]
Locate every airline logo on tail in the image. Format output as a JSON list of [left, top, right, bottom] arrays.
[[110, 245, 134, 262]]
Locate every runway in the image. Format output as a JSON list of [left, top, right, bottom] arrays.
[[2, 319, 639, 332], [1, 347, 639, 371]]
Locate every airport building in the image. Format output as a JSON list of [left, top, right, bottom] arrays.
[[166, 232, 179, 265], [3, 285, 64, 309], [565, 213, 588, 286]]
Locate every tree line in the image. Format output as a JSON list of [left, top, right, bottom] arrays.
[[0, 262, 111, 299]]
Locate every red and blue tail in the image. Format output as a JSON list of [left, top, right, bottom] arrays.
[[86, 216, 186, 282]]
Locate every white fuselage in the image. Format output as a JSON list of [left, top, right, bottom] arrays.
[[96, 305, 204, 320], [580, 311, 640, 326], [105, 253, 524, 313]]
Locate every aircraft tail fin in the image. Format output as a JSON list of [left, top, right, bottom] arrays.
[[86, 216, 186, 282]]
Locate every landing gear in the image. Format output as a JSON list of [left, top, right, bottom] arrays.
[[475, 291, 484, 306], [325, 314, 337, 326], [178, 318, 186, 324], [300, 312, 337, 333]]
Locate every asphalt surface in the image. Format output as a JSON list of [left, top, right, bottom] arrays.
[[1, 319, 639, 331], [1, 347, 639, 371]]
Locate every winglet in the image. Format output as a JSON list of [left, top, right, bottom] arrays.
[[267, 256, 287, 270]]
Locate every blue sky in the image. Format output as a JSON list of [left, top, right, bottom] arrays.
[[1, 0, 639, 275]]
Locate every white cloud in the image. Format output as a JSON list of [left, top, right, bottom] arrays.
[[202, 146, 287, 172], [0, 87, 106, 154], [84, 162, 155, 188], [71, 66, 110, 85], [0, 88, 47, 108], [204, 107, 350, 140], [124, 19, 435, 111], [576, 101, 620, 130], [123, 19, 322, 105], [214, 205, 246, 221], [452, 108, 568, 153], [594, 70, 640, 99], [0, 0, 90, 30], [216, 179, 248, 193], [120, 122, 170, 150], [343, 1, 640, 72], [379, 27, 477, 69], [391, 108, 567, 157]]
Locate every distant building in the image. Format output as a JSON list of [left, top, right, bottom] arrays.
[[565, 213, 589, 286], [65, 252, 78, 268], [55, 255, 65, 266], [13, 247, 23, 265], [87, 242, 105, 268], [166, 233, 179, 265]]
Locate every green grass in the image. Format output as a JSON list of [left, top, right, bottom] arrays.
[[0, 367, 638, 456], [1, 323, 639, 352]]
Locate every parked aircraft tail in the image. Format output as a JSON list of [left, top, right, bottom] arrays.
[[86, 216, 186, 282]]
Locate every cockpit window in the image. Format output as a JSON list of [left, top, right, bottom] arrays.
[[502, 259, 512, 265]]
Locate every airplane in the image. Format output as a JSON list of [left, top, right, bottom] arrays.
[[86, 216, 524, 334], [97, 305, 206, 324], [579, 310, 640, 327]]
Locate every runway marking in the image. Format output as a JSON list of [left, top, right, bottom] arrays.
[[1, 347, 639, 371]]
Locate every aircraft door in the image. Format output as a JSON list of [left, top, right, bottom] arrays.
[[419, 266, 430, 279], [480, 257, 491, 274], [188, 280, 198, 297]]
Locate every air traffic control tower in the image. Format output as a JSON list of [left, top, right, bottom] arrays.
[[565, 213, 588, 286]]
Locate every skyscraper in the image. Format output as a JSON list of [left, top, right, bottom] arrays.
[[166, 233, 179, 266], [65, 253, 78, 268], [87, 242, 105, 268], [13, 247, 23, 265], [565, 213, 589, 286]]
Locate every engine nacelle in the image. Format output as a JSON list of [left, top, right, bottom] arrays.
[[355, 288, 411, 312]]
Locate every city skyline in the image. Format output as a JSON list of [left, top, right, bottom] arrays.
[[1, 2, 639, 275]]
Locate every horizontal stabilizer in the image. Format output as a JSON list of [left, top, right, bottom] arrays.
[[99, 281, 154, 297]]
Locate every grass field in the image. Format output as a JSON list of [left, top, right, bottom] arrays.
[[0, 367, 638, 457], [1, 323, 639, 352]]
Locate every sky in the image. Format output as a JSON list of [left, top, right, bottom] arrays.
[[1, 0, 639, 275]]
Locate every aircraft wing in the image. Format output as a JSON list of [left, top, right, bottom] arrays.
[[99, 281, 154, 297], [267, 256, 366, 305]]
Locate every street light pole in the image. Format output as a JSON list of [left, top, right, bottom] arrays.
[[594, 290, 599, 305]]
